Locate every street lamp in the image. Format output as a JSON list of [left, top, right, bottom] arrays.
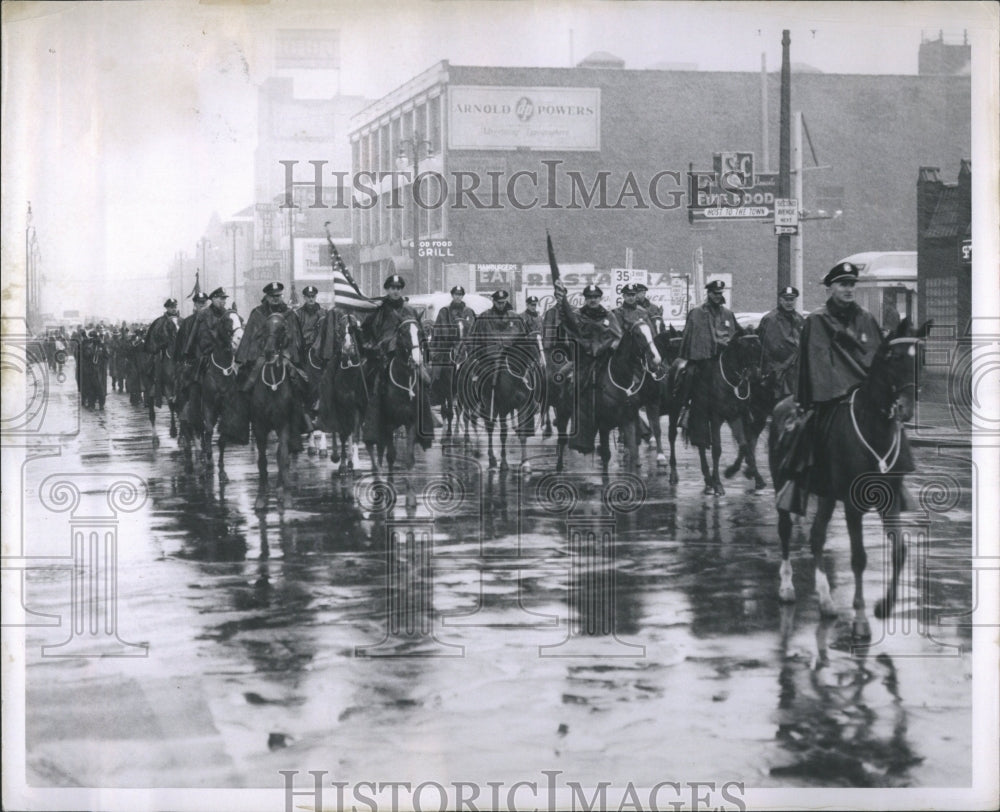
[[397, 131, 434, 294], [283, 203, 301, 304], [223, 222, 243, 311]]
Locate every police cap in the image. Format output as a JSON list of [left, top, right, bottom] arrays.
[[263, 281, 284, 295], [705, 280, 726, 293], [450, 285, 466, 296], [193, 292, 210, 303], [164, 298, 178, 308], [302, 285, 319, 297], [209, 287, 228, 300], [526, 295, 539, 305], [384, 274, 405, 289], [492, 290, 510, 301], [633, 282, 649, 293], [778, 286, 799, 299], [621, 283, 637, 295], [582, 285, 603, 298], [822, 262, 860, 286]]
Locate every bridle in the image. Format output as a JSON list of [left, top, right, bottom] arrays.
[[718, 339, 755, 401]]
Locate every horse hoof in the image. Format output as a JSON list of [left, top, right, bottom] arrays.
[[489, 457, 497, 469], [656, 453, 666, 467], [219, 471, 229, 485], [152, 435, 160, 448], [754, 477, 768, 491], [170, 427, 178, 439], [852, 619, 872, 641], [724, 465, 739, 479], [778, 585, 796, 603], [703, 485, 714, 496], [500, 460, 509, 472], [542, 427, 553, 439], [818, 599, 838, 619], [874, 599, 889, 620], [714, 483, 726, 496], [254, 496, 267, 512], [522, 462, 532, 476], [669, 471, 679, 485]]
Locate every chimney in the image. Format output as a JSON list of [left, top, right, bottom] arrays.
[[917, 166, 943, 239]]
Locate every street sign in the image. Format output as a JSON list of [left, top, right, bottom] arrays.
[[688, 172, 779, 222], [774, 198, 799, 227], [774, 225, 798, 235]]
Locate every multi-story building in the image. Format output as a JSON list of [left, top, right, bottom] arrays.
[[344, 52, 969, 315]]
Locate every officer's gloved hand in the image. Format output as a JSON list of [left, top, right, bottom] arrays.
[[677, 358, 688, 370], [554, 281, 567, 301]]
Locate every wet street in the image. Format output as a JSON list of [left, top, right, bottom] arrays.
[[15, 362, 975, 794]]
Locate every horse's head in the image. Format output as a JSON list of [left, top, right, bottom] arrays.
[[731, 333, 763, 381], [339, 313, 362, 366], [227, 311, 245, 352], [262, 312, 287, 362], [871, 317, 932, 423], [628, 319, 663, 370], [396, 318, 422, 367]]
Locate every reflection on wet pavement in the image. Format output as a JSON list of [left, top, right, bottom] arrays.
[[19, 372, 974, 789]]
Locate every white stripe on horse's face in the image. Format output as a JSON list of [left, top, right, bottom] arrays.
[[343, 324, 353, 350], [409, 321, 422, 366], [637, 321, 661, 365]]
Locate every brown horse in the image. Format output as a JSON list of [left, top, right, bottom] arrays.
[[770, 318, 931, 639]]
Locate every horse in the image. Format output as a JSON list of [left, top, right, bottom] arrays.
[[144, 315, 179, 447], [366, 317, 430, 477], [124, 330, 147, 406], [461, 332, 545, 473], [770, 318, 931, 639], [77, 336, 109, 410], [196, 310, 245, 483], [722, 362, 781, 490], [249, 312, 301, 511], [319, 312, 367, 474], [584, 318, 664, 474], [302, 340, 328, 458], [432, 317, 475, 441], [668, 333, 764, 495], [637, 326, 681, 469]]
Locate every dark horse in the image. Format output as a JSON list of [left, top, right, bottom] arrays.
[[461, 333, 545, 474], [566, 318, 663, 474], [770, 318, 931, 640], [668, 333, 763, 494], [433, 317, 475, 441], [319, 312, 367, 474], [196, 310, 245, 483], [144, 316, 179, 447], [249, 313, 300, 511], [637, 326, 681, 470], [366, 317, 431, 476]]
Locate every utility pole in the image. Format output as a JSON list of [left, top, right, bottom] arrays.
[[792, 111, 804, 296], [777, 30, 792, 292], [398, 131, 434, 293], [223, 222, 243, 312]]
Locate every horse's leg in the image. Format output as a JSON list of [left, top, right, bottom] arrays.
[[169, 402, 178, 438], [741, 420, 768, 491], [697, 446, 713, 494], [724, 447, 745, 480], [149, 400, 159, 447], [667, 411, 679, 485], [217, 433, 228, 485], [778, 508, 796, 602], [650, 405, 666, 468], [499, 416, 509, 472], [875, 498, 907, 622], [621, 418, 638, 472], [486, 416, 497, 469], [254, 427, 269, 512], [711, 417, 725, 495], [276, 426, 289, 511], [810, 496, 838, 617], [599, 427, 612, 475], [844, 504, 871, 640]]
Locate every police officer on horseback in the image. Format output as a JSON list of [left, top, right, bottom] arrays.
[[290, 285, 326, 358], [676, 279, 740, 432], [174, 291, 209, 415], [633, 282, 666, 334], [777, 262, 914, 513], [185, 287, 231, 364], [552, 281, 624, 453], [468, 289, 531, 393], [236, 282, 304, 387], [433, 285, 477, 364], [520, 295, 543, 337], [757, 285, 804, 400], [359, 274, 433, 448]]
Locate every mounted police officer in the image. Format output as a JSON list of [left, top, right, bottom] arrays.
[[236, 282, 302, 388], [613, 283, 654, 329], [174, 291, 209, 416], [777, 262, 914, 512], [468, 290, 531, 394], [433, 285, 477, 368], [290, 285, 326, 362], [359, 274, 433, 448], [757, 285, 805, 400], [553, 282, 624, 453], [185, 287, 231, 364], [520, 295, 543, 337], [633, 282, 666, 334], [144, 298, 181, 408], [676, 279, 741, 430]]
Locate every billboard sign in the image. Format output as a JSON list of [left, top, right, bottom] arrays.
[[275, 29, 340, 70], [448, 86, 600, 151], [688, 172, 779, 222], [474, 263, 522, 292]]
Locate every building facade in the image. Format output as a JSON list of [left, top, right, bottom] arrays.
[[343, 57, 969, 315]]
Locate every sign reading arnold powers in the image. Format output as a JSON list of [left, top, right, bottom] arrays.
[[448, 86, 600, 151]]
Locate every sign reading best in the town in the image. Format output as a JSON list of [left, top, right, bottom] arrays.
[[448, 86, 601, 151]]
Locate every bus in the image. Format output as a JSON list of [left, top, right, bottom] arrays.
[[836, 251, 917, 334]]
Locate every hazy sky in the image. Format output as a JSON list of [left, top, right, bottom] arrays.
[[1, 0, 994, 319]]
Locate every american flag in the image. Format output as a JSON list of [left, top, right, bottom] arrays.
[[332, 267, 377, 313]]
